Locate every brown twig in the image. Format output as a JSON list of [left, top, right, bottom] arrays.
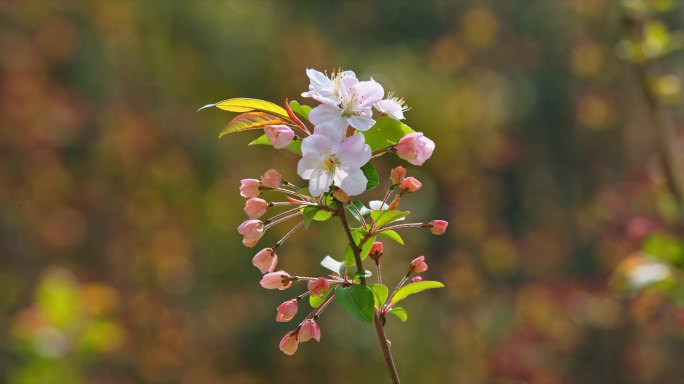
[[337, 203, 400, 384]]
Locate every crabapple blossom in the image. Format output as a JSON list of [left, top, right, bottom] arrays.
[[308, 77, 384, 132], [237, 219, 264, 247], [240, 179, 261, 198], [399, 177, 422, 194], [244, 198, 268, 219], [299, 319, 321, 342], [297, 126, 371, 196], [301, 68, 356, 106], [264, 125, 295, 149], [252, 248, 278, 273], [276, 299, 299, 322], [307, 277, 329, 297], [395, 132, 435, 166], [428, 220, 448, 235], [260, 270, 293, 290], [374, 94, 408, 120], [261, 169, 283, 189], [410, 256, 428, 273], [204, 67, 446, 378], [279, 331, 299, 355]]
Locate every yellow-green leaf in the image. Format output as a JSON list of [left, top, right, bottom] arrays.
[[391, 280, 444, 305], [201, 98, 289, 119], [219, 112, 286, 138]]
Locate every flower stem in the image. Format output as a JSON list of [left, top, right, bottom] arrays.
[[337, 203, 400, 384]]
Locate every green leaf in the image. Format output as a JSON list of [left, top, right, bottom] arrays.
[[320, 256, 344, 275], [370, 284, 388, 308], [371, 210, 409, 228], [361, 162, 379, 191], [392, 281, 444, 305], [346, 201, 371, 224], [200, 98, 289, 119], [309, 288, 332, 309], [388, 307, 407, 322], [302, 206, 333, 229], [289, 100, 312, 120], [344, 229, 376, 267], [218, 112, 287, 138], [335, 285, 374, 324], [362, 117, 416, 151], [302, 206, 318, 229], [248, 134, 302, 155], [378, 230, 404, 245]]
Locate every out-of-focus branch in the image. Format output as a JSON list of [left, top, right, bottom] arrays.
[[625, 15, 684, 226]]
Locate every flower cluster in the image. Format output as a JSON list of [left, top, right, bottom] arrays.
[[204, 68, 447, 371]]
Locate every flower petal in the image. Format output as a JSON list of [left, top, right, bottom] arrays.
[[301, 133, 335, 157], [297, 153, 324, 179], [336, 166, 368, 196], [309, 104, 347, 131], [347, 114, 376, 131], [302, 69, 333, 98], [338, 133, 371, 168], [354, 79, 384, 109], [309, 169, 333, 197], [374, 99, 405, 120]]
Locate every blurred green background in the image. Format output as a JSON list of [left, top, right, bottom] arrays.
[[3, 0, 684, 383]]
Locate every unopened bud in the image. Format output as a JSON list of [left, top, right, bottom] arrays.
[[332, 187, 350, 203], [426, 220, 448, 235], [279, 331, 299, 355], [275, 299, 298, 322], [299, 319, 321, 343], [399, 177, 422, 194], [409, 256, 428, 274], [265, 125, 295, 149], [261, 169, 283, 189], [369, 241, 384, 263], [307, 277, 329, 297], [240, 179, 262, 198], [390, 166, 406, 186]]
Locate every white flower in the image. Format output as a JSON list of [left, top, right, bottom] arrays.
[[297, 125, 371, 197], [308, 77, 384, 132], [373, 93, 409, 120], [301, 68, 357, 106]]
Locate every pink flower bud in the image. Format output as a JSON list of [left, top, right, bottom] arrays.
[[237, 219, 265, 248], [275, 299, 298, 322], [252, 248, 278, 273], [307, 277, 329, 297], [260, 270, 293, 290], [244, 198, 269, 219], [279, 331, 299, 355], [411, 276, 423, 283], [265, 125, 295, 149], [332, 187, 350, 203], [369, 241, 383, 262], [298, 319, 321, 342], [399, 177, 422, 194], [261, 169, 283, 189], [390, 166, 406, 186], [240, 179, 262, 198], [395, 132, 435, 166], [428, 220, 448, 235], [410, 256, 428, 273]]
